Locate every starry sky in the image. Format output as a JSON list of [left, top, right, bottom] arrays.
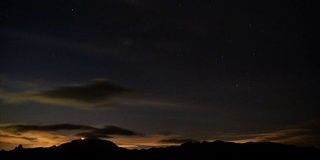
[[1, 0, 319, 150]]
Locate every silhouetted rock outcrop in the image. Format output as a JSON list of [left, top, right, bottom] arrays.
[[0, 139, 319, 160]]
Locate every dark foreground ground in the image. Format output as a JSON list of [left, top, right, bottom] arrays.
[[1, 139, 319, 160]]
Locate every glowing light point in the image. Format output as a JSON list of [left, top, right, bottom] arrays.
[[81, 137, 85, 140]]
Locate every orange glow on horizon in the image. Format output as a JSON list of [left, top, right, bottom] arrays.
[[1, 128, 318, 151]]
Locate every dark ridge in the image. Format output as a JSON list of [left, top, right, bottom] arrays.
[[57, 138, 118, 150], [1, 139, 319, 160]]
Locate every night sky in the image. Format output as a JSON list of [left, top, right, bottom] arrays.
[[1, 0, 319, 150]]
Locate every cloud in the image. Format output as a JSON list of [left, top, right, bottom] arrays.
[[75, 125, 143, 139], [215, 128, 320, 148], [159, 138, 198, 144], [0, 78, 193, 110], [0, 124, 95, 133], [1, 79, 139, 109], [0, 124, 141, 138], [33, 79, 137, 103], [236, 129, 311, 142]]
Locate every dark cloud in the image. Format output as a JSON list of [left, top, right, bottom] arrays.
[[159, 138, 198, 144], [1, 123, 143, 139], [75, 125, 143, 139], [0, 124, 95, 132], [33, 79, 137, 103], [0, 78, 181, 109]]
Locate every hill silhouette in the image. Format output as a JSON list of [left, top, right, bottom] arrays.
[[58, 138, 118, 150], [1, 139, 319, 160]]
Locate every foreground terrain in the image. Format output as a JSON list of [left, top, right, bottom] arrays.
[[1, 139, 319, 159]]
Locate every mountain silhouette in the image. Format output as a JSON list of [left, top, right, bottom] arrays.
[[58, 138, 118, 150], [1, 139, 319, 160]]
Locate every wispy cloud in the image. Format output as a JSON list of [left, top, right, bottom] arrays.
[[216, 128, 320, 148]]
